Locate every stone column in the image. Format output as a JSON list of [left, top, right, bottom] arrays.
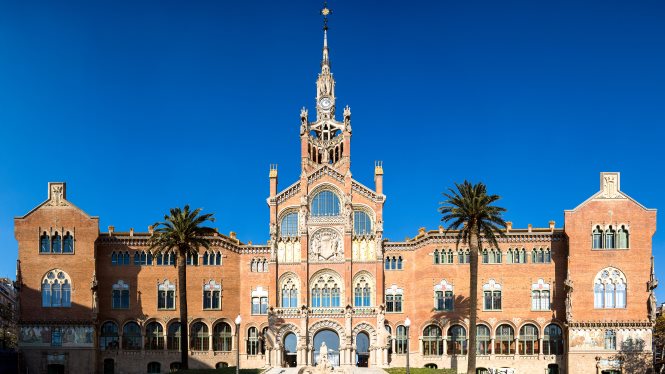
[[538, 338, 543, 358], [490, 338, 495, 355]]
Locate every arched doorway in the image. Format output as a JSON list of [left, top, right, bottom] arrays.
[[313, 329, 340, 366], [355, 332, 370, 367], [283, 332, 298, 367]]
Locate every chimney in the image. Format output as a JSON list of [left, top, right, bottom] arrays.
[[269, 164, 278, 197], [108, 226, 114, 235], [374, 161, 384, 195], [129, 228, 134, 237], [528, 224, 533, 233], [505, 222, 512, 232], [549, 220, 555, 231]]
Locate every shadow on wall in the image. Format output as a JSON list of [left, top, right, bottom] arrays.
[[619, 338, 651, 374]]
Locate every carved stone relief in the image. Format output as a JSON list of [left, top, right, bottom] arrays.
[[309, 228, 343, 262]]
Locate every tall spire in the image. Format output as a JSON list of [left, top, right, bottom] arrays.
[[316, 1, 335, 121], [320, 2, 331, 69]]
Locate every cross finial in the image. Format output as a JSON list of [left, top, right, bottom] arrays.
[[321, 1, 332, 31]]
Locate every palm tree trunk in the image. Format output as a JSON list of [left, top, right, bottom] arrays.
[[467, 229, 479, 374], [178, 250, 189, 369]]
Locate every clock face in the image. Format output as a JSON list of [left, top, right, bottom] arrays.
[[319, 97, 332, 109]]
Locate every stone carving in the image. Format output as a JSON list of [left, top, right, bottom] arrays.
[[309, 229, 343, 262], [90, 272, 98, 319], [648, 256, 658, 323], [300, 107, 309, 135], [564, 277, 574, 322], [45, 183, 67, 207], [601, 174, 619, 198]]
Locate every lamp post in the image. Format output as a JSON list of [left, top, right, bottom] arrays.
[[404, 317, 411, 374], [235, 314, 242, 374]]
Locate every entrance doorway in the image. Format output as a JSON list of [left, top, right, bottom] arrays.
[[283, 333, 298, 367], [103, 359, 115, 374], [47, 364, 65, 374], [548, 364, 559, 374], [313, 329, 340, 366], [355, 332, 369, 367]]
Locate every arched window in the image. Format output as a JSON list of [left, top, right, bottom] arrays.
[[447, 325, 467, 355], [353, 274, 372, 307], [543, 324, 564, 355], [519, 324, 539, 355], [99, 321, 119, 350], [439, 249, 453, 264], [40, 232, 50, 253], [111, 251, 118, 265], [247, 327, 260, 355], [385, 257, 391, 270], [507, 249, 513, 263], [531, 279, 550, 311], [433, 249, 440, 264], [592, 226, 603, 249], [51, 232, 62, 253], [353, 210, 372, 235], [604, 330, 616, 350], [156, 252, 175, 266], [147, 362, 161, 374], [158, 280, 176, 310], [112, 280, 130, 309], [422, 325, 443, 356], [310, 190, 340, 217], [281, 275, 299, 308], [434, 280, 454, 311], [41, 270, 71, 307], [203, 280, 221, 310], [122, 322, 141, 350], [145, 322, 164, 350], [311, 273, 342, 308], [280, 212, 299, 237], [618, 226, 629, 248], [186, 252, 198, 266], [544, 248, 551, 263], [167, 323, 181, 350], [458, 250, 470, 264], [63, 232, 74, 252], [605, 226, 616, 249], [133, 251, 140, 265], [594, 267, 627, 309], [482, 249, 488, 263], [495, 325, 515, 355], [191, 322, 209, 351], [483, 279, 501, 310], [397, 256, 403, 269], [123, 251, 130, 265], [213, 322, 232, 352], [476, 325, 490, 355], [395, 325, 407, 354]]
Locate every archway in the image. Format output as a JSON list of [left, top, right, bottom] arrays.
[[283, 332, 298, 367], [313, 329, 340, 366], [355, 332, 370, 367]]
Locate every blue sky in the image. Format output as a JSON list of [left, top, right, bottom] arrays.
[[0, 1, 663, 297]]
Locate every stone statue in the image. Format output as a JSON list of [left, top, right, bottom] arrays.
[[564, 278, 574, 322]]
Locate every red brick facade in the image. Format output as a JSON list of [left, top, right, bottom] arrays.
[[14, 32, 656, 374]]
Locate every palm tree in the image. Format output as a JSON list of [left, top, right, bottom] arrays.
[[149, 205, 216, 370], [439, 181, 506, 374]]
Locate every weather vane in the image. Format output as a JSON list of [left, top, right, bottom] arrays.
[[321, 1, 332, 31]]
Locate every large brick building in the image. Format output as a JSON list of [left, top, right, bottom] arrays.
[[14, 17, 657, 374]]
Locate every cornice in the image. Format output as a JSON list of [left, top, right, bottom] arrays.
[[384, 231, 566, 251], [568, 320, 653, 328]]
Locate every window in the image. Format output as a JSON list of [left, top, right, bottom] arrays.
[[247, 327, 260, 355], [111, 251, 118, 265], [122, 322, 141, 350], [433, 249, 439, 264], [354, 275, 372, 307], [112, 280, 130, 309], [203, 280, 221, 310], [158, 280, 176, 310], [593, 226, 603, 249], [532, 248, 551, 263], [422, 325, 443, 356], [122, 251, 130, 265], [476, 325, 490, 355], [397, 256, 403, 269], [385, 286, 403, 313], [156, 252, 175, 266], [203, 250, 222, 265], [147, 362, 161, 374], [617, 225, 629, 248], [186, 252, 199, 266], [281, 275, 299, 308], [495, 325, 515, 355], [385, 257, 390, 270], [458, 250, 470, 264], [482, 249, 502, 264], [395, 325, 407, 354], [311, 274, 341, 308], [531, 279, 550, 311], [543, 324, 564, 355], [436, 249, 453, 264], [133, 251, 152, 265], [41, 270, 71, 307], [434, 280, 453, 311], [251, 258, 268, 272], [280, 212, 299, 237], [99, 322, 119, 350], [52, 232, 62, 253], [252, 297, 268, 314], [519, 324, 539, 355], [354, 210, 372, 235], [605, 226, 616, 249], [51, 327, 62, 346], [40, 232, 50, 253], [167, 323, 181, 350], [191, 322, 209, 351], [605, 330, 616, 350], [145, 322, 164, 350], [447, 325, 467, 355], [311, 190, 340, 217], [594, 267, 627, 309], [482, 279, 501, 310], [63, 232, 74, 253], [508, 248, 526, 264], [213, 323, 232, 351]]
